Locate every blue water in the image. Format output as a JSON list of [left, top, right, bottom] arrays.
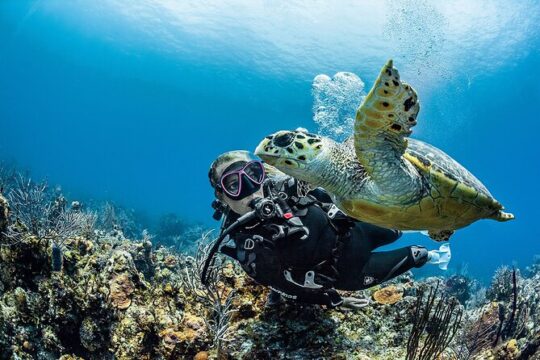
[[1, 0, 539, 281]]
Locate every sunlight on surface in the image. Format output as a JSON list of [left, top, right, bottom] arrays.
[[18, 0, 537, 87]]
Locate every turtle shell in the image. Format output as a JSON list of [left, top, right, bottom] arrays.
[[404, 138, 503, 218]]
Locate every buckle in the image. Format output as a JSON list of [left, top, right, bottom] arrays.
[[327, 205, 340, 219], [303, 271, 321, 289], [244, 234, 263, 250], [244, 238, 255, 250], [269, 224, 286, 241], [283, 269, 323, 289]]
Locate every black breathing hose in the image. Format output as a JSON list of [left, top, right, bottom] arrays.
[[200, 210, 257, 285]]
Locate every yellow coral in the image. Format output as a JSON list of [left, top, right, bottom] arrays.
[[372, 285, 403, 305], [194, 351, 209, 360], [159, 328, 186, 351], [501, 338, 519, 359], [506, 339, 518, 353], [163, 283, 174, 294]]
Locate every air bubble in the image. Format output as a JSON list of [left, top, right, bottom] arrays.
[[312, 72, 366, 141]]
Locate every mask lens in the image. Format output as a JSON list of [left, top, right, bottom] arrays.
[[244, 161, 265, 183], [221, 173, 241, 196], [218, 160, 265, 200]]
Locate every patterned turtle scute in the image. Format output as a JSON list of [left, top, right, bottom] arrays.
[[406, 139, 492, 199]]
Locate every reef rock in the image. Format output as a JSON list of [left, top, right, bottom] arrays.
[[0, 214, 539, 359], [372, 285, 403, 305], [109, 273, 134, 310]]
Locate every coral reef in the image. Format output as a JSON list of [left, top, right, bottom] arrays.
[[0, 230, 190, 359], [445, 274, 473, 305], [94, 202, 146, 240], [0, 193, 8, 233], [0, 170, 539, 359], [487, 266, 517, 302], [452, 265, 540, 360], [1, 222, 540, 359]]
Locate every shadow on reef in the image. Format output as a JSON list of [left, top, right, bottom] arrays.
[[243, 304, 340, 359], [0, 167, 539, 360]]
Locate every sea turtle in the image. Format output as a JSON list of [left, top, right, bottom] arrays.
[[254, 60, 514, 241]]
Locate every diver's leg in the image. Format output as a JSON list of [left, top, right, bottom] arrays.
[[358, 246, 427, 288], [358, 222, 403, 250]]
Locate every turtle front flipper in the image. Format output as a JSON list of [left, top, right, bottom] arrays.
[[354, 60, 422, 198]]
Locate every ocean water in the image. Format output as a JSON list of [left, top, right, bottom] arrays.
[[0, 0, 539, 281]]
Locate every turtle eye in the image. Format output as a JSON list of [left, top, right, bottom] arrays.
[[273, 132, 295, 147]]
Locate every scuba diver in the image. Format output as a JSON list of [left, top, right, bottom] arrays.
[[203, 150, 451, 309]]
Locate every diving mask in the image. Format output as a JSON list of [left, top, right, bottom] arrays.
[[219, 160, 266, 200]]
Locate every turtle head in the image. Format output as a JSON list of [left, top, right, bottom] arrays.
[[255, 128, 326, 179]]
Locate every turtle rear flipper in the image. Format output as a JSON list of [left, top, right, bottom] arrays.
[[490, 210, 515, 222]]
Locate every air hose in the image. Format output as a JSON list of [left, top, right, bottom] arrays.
[[200, 210, 257, 285]]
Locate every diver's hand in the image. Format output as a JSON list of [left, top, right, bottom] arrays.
[[341, 296, 370, 310]]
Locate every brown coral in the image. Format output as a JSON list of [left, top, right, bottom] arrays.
[[155, 313, 207, 357], [372, 285, 403, 305], [109, 273, 135, 310]]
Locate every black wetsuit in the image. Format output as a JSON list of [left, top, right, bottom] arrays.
[[220, 178, 428, 307]]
